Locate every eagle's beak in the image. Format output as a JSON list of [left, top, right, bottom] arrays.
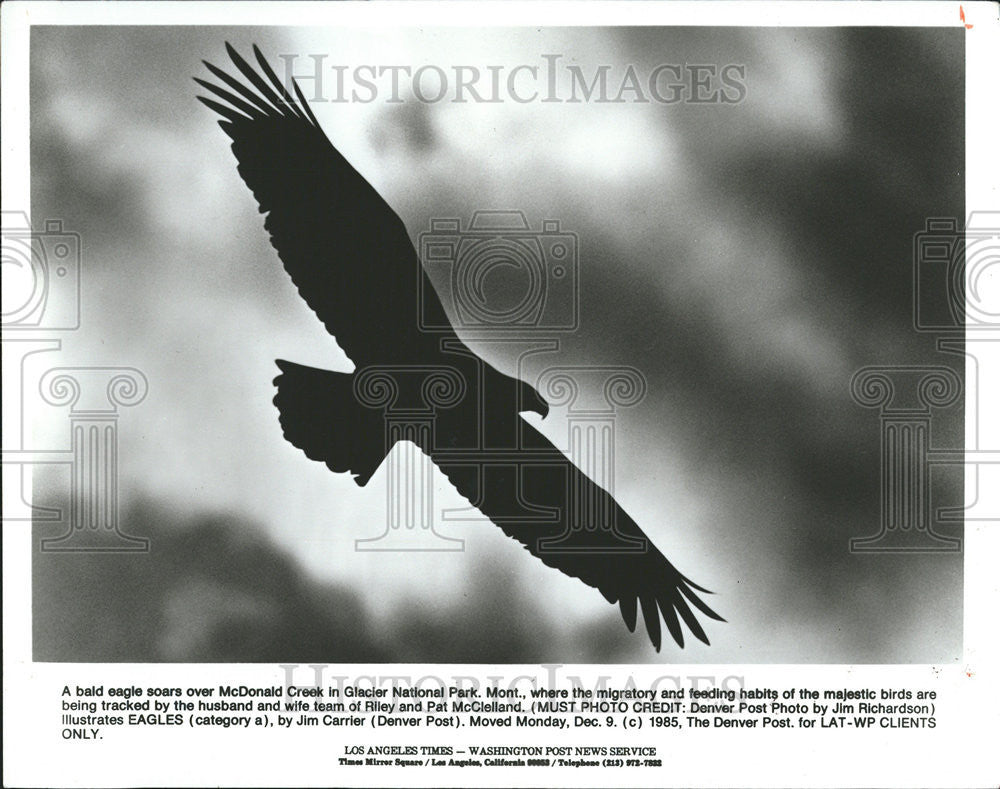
[[530, 390, 550, 418]]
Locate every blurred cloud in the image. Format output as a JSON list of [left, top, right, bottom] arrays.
[[33, 496, 632, 663]]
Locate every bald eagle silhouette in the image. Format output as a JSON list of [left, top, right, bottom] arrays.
[[196, 44, 723, 651]]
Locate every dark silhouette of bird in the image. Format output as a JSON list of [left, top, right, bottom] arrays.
[[196, 44, 723, 651]]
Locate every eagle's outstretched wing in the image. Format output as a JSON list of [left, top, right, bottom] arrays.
[[436, 419, 724, 651], [199, 45, 722, 651], [196, 43, 452, 363]]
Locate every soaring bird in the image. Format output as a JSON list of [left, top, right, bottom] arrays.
[[196, 44, 723, 651]]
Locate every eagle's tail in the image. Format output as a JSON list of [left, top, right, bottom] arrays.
[[272, 360, 389, 486]]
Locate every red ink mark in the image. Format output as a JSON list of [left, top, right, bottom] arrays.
[[960, 5, 973, 29]]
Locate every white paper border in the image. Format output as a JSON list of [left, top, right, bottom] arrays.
[[3, 2, 998, 787]]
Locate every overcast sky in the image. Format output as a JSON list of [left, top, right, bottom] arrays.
[[30, 25, 964, 663]]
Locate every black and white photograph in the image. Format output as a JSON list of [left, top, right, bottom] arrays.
[[3, 2, 998, 787]]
